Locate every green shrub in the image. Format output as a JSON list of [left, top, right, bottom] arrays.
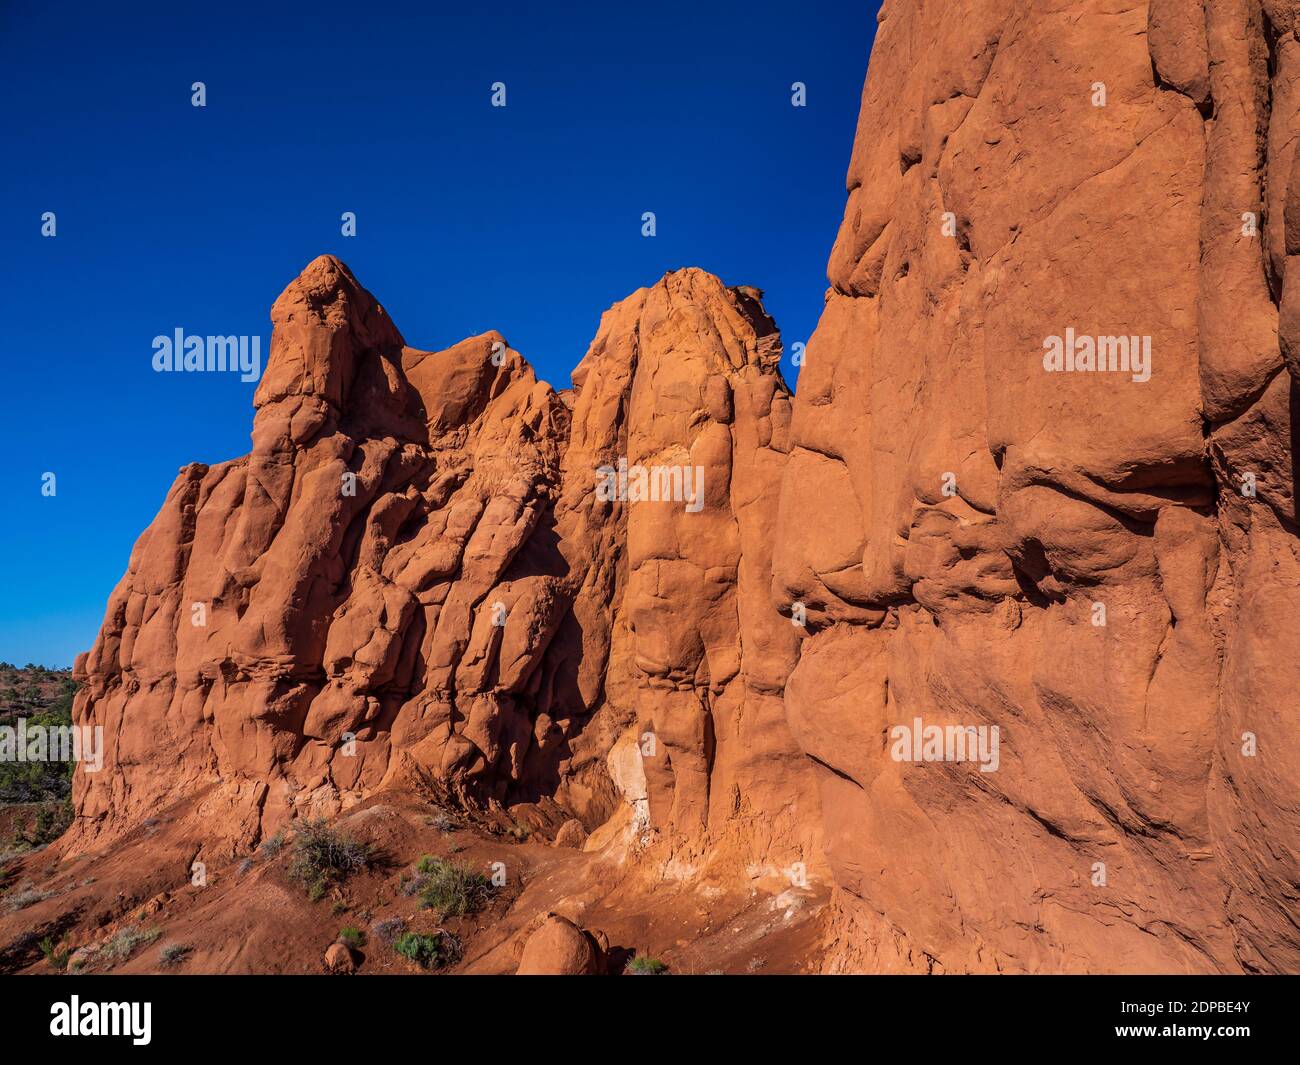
[[39, 935, 69, 971], [393, 930, 462, 970], [100, 926, 160, 964], [287, 819, 374, 900], [414, 857, 493, 918], [625, 956, 669, 976], [158, 943, 192, 967], [337, 926, 366, 950], [28, 800, 74, 846], [258, 832, 285, 859]]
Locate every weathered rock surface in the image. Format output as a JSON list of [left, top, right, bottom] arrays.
[[772, 0, 1300, 973], [71, 255, 818, 887], [58, 1, 1300, 976]]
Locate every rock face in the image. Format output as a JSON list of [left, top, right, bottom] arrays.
[[72, 256, 818, 881], [770, 0, 1300, 973], [68, 1, 1300, 975]]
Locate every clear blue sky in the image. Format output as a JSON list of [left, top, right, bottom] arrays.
[[0, 0, 877, 667]]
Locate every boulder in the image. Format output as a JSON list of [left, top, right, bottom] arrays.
[[515, 915, 601, 976], [324, 942, 356, 975], [552, 819, 587, 849]]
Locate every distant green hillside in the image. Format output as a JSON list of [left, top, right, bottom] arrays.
[[0, 664, 77, 848]]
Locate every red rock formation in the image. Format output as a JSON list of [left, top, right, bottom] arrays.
[[72, 256, 819, 886], [63, 1, 1300, 975], [772, 0, 1300, 973]]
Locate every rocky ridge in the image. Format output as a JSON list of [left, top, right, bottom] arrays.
[[5, 1, 1299, 975]]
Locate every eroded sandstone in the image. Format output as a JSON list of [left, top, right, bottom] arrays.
[[57, 1, 1300, 975], [72, 256, 818, 892], [773, 0, 1300, 974]]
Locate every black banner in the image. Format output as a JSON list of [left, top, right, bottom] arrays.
[[1, 974, 1292, 1052]]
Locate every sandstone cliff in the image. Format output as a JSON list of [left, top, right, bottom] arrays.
[[23, 0, 1300, 975], [772, 0, 1300, 973]]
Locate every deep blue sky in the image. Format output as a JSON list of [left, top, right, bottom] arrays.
[[0, 0, 877, 667]]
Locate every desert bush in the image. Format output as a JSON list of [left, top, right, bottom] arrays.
[[100, 926, 160, 964], [25, 800, 73, 846], [371, 916, 406, 945], [4, 886, 55, 912], [158, 943, 192, 967], [393, 929, 462, 970], [337, 926, 366, 950], [625, 956, 669, 975], [287, 819, 374, 899], [425, 812, 458, 832], [413, 856, 492, 918], [258, 832, 285, 859], [39, 935, 69, 971]]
